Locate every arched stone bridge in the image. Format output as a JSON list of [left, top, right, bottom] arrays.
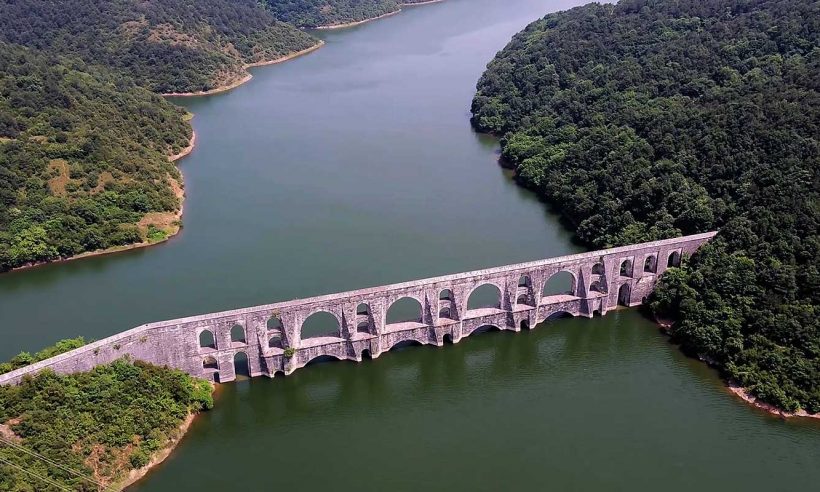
[[0, 232, 716, 386]]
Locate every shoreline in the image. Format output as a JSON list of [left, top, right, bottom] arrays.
[[161, 42, 325, 97], [314, 9, 401, 29], [656, 320, 818, 421], [116, 412, 197, 491], [7, 130, 196, 274]]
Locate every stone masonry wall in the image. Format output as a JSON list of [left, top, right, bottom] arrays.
[[0, 232, 716, 386]]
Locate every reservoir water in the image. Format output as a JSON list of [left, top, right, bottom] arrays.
[[0, 0, 818, 489]]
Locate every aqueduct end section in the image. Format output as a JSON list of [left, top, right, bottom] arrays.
[[0, 233, 716, 385]]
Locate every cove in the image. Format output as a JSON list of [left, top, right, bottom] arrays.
[[0, 0, 818, 490]]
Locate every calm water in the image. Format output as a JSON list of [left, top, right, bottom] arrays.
[[1, 0, 818, 490]]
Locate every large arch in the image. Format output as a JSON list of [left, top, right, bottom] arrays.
[[386, 297, 423, 324], [389, 339, 425, 351], [199, 330, 216, 350], [467, 283, 502, 311], [542, 270, 576, 297], [618, 284, 632, 306], [234, 352, 250, 378], [469, 324, 502, 336], [301, 311, 341, 339], [306, 354, 341, 366], [230, 324, 246, 344], [543, 311, 574, 323]]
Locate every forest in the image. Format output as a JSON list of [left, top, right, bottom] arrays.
[[265, 1, 437, 28], [0, 42, 192, 271], [0, 0, 318, 94], [0, 360, 213, 490], [471, 0, 819, 412]]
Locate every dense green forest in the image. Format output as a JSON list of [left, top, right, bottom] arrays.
[[0, 43, 192, 271], [0, 0, 318, 93], [472, 0, 819, 412], [265, 0, 437, 28], [0, 360, 213, 490]]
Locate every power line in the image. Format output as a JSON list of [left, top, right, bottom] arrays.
[[0, 436, 108, 490], [0, 454, 74, 491]]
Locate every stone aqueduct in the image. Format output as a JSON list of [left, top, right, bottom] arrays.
[[0, 233, 716, 386]]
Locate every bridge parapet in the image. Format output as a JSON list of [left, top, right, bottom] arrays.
[[0, 232, 716, 385]]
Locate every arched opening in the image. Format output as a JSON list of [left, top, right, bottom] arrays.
[[230, 324, 245, 344], [360, 349, 372, 360], [516, 294, 531, 306], [619, 259, 633, 277], [644, 255, 657, 273], [618, 284, 632, 306], [386, 297, 423, 324], [467, 284, 501, 311], [199, 330, 216, 349], [267, 316, 283, 331], [471, 325, 501, 336], [357, 321, 370, 334], [592, 262, 605, 275], [234, 352, 250, 378], [439, 289, 454, 301], [268, 333, 282, 348], [542, 271, 576, 297], [442, 333, 454, 344], [518, 275, 530, 287], [589, 281, 605, 294], [545, 311, 573, 322], [439, 307, 453, 319], [356, 303, 370, 316], [390, 339, 423, 351], [301, 311, 341, 339], [668, 251, 681, 267], [306, 355, 340, 366], [520, 319, 530, 330], [202, 356, 218, 370]]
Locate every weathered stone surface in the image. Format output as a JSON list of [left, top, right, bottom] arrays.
[[0, 232, 715, 386]]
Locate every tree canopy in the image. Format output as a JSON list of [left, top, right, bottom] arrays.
[[471, 0, 819, 412]]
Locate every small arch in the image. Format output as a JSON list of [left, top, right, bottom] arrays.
[[592, 262, 605, 275], [386, 297, 423, 324], [357, 321, 370, 334], [199, 330, 216, 349], [356, 303, 370, 316], [518, 275, 530, 287], [234, 352, 250, 378], [644, 255, 657, 273], [619, 259, 633, 277], [592, 309, 602, 317], [306, 354, 340, 366], [360, 349, 372, 360], [618, 284, 632, 306], [516, 294, 530, 306], [467, 283, 501, 310], [268, 333, 282, 348], [267, 317, 283, 331], [230, 324, 246, 344], [301, 311, 341, 339], [202, 356, 218, 370], [443, 333, 454, 344], [589, 281, 605, 293], [439, 289, 454, 301], [390, 339, 424, 351], [439, 306, 453, 319], [668, 251, 681, 267], [545, 311, 573, 322], [520, 319, 530, 330], [543, 270, 576, 297], [471, 324, 501, 335]]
